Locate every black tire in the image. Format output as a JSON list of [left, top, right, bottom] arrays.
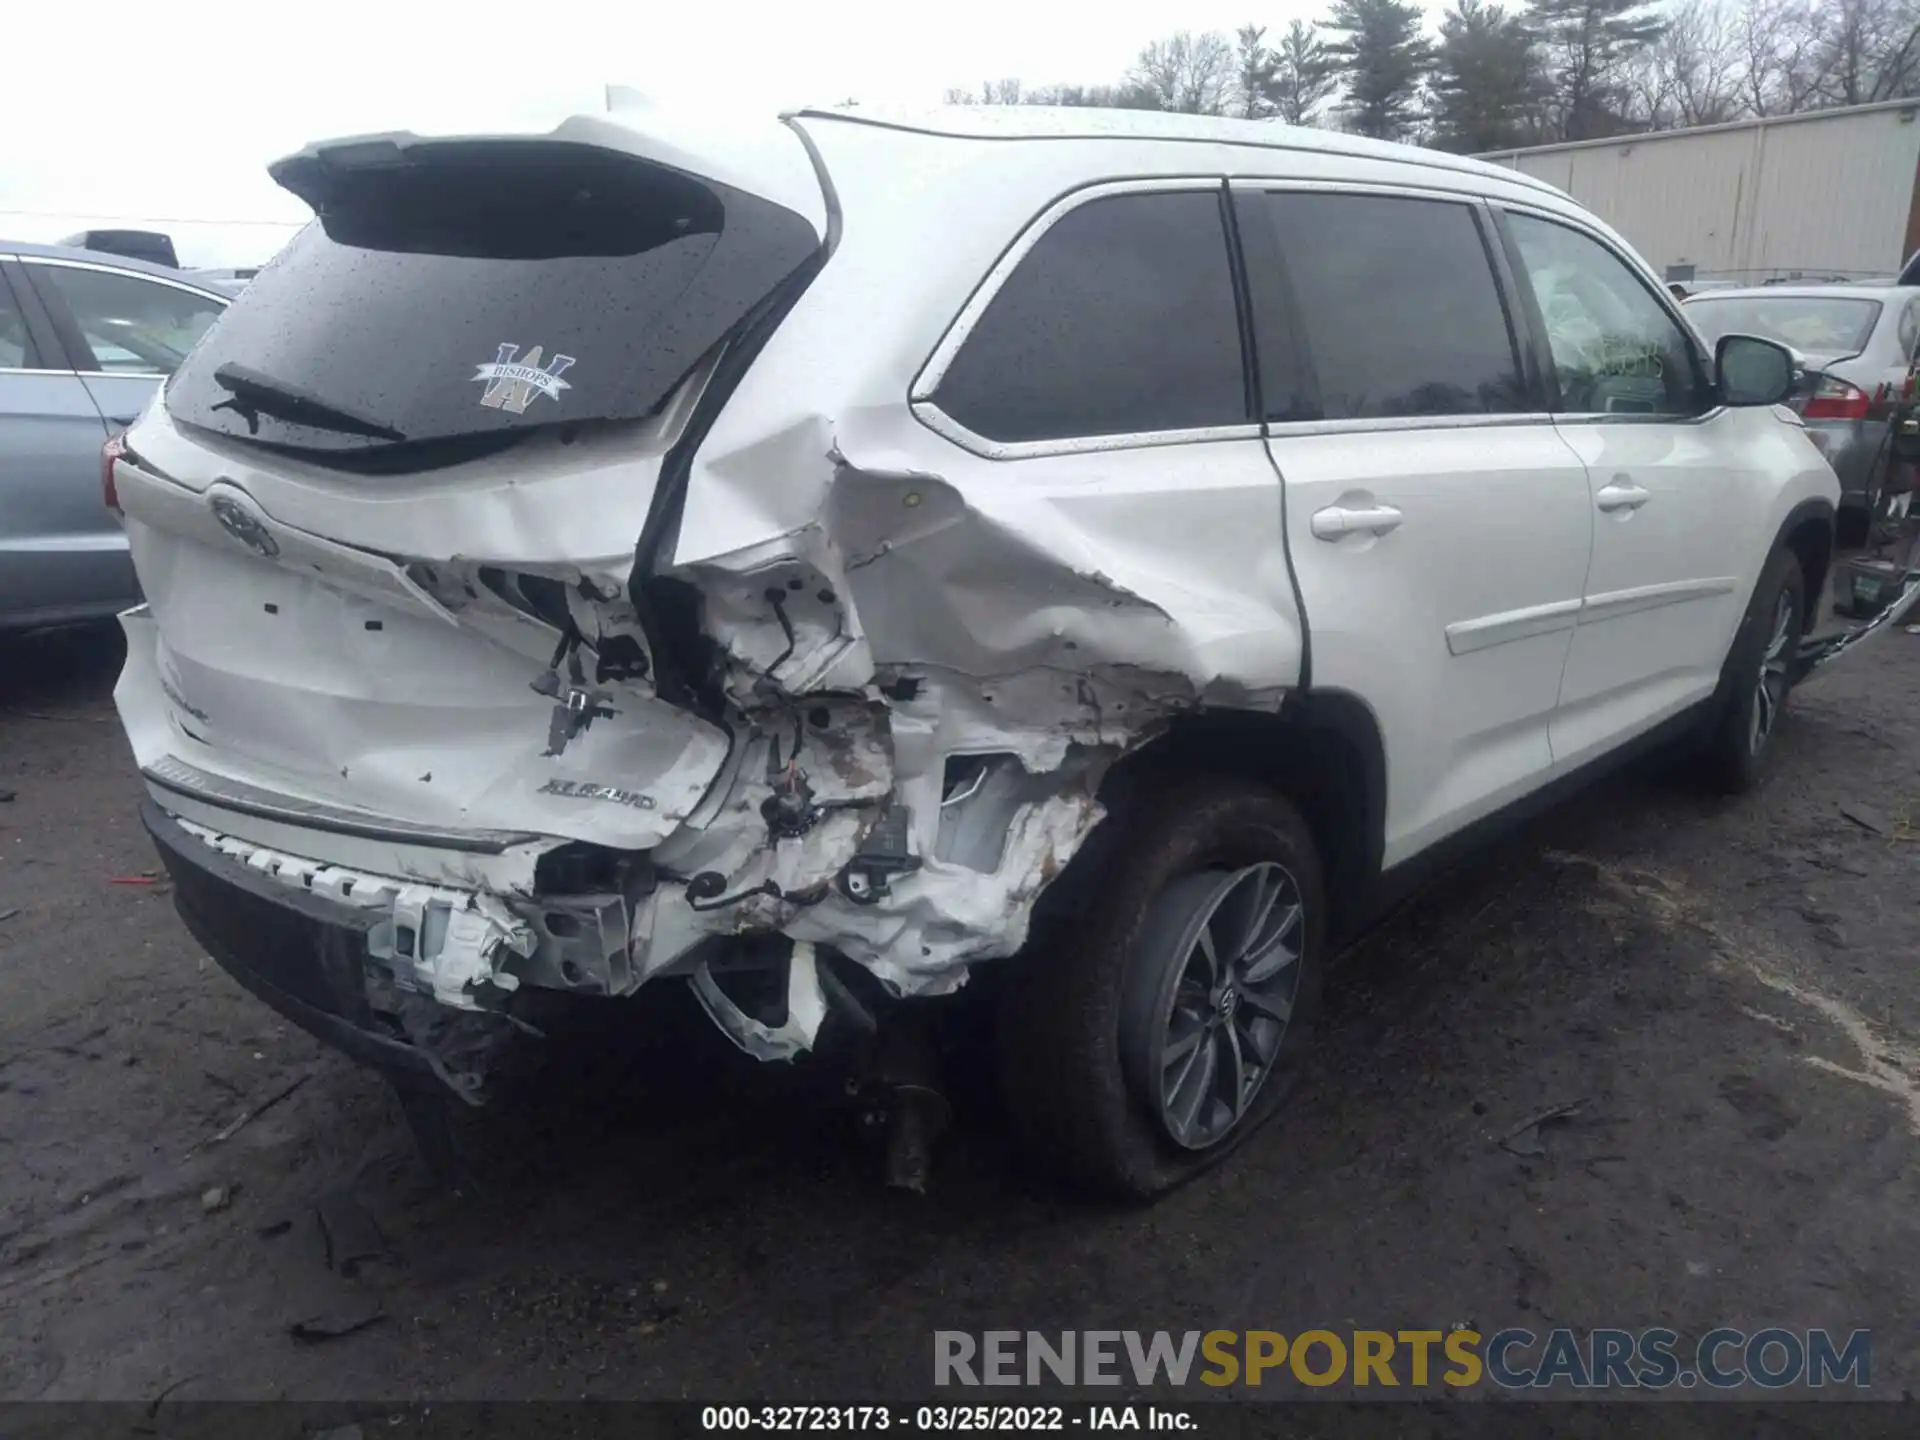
[[994, 776, 1325, 1199], [1698, 545, 1806, 794]]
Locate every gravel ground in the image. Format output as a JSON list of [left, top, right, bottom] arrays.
[[0, 610, 1916, 1406]]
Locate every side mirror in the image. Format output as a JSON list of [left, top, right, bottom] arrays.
[[1716, 333, 1796, 407]]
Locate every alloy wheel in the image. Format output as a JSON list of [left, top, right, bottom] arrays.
[[1122, 862, 1306, 1151], [1748, 588, 1796, 757]]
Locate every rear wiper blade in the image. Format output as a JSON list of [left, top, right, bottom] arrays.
[[211, 362, 406, 442]]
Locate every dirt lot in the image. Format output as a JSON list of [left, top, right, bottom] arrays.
[[1, 612, 1917, 1405]]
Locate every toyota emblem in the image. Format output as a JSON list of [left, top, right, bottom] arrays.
[[209, 496, 279, 558]]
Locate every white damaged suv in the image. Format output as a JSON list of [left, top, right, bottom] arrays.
[[112, 101, 1862, 1197]]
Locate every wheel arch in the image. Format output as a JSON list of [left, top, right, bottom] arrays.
[[1776, 497, 1835, 633], [1064, 693, 1387, 947]]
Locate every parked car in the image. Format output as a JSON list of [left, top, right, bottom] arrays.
[[1683, 285, 1920, 531], [110, 104, 1881, 1199], [59, 229, 179, 269], [1, 242, 227, 631]]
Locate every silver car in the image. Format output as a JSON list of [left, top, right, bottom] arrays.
[[1684, 285, 1919, 528], [1, 242, 227, 630]]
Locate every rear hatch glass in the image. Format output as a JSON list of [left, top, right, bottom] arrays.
[[1684, 295, 1882, 360], [165, 139, 821, 464]]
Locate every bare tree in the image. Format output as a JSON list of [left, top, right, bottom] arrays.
[[1627, 0, 1745, 125], [1737, 0, 1833, 113], [1808, 0, 1920, 105], [1025, 82, 1165, 109], [1129, 30, 1237, 114], [951, 0, 1919, 141]]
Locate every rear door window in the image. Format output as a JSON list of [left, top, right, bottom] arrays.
[[929, 189, 1249, 444], [164, 141, 823, 460], [28, 263, 224, 376], [1244, 191, 1528, 422]]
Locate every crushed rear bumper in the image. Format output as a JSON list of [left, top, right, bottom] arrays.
[[144, 799, 491, 1097]]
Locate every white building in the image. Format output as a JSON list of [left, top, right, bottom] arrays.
[[1478, 98, 1920, 286]]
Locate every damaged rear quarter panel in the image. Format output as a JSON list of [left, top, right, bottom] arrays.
[[120, 120, 1308, 1053], [655, 123, 1305, 998]]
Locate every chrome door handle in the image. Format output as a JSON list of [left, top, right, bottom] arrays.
[[1596, 482, 1651, 512], [1311, 503, 1404, 540]]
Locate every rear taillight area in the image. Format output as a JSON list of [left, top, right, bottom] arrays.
[[102, 433, 127, 515], [1800, 375, 1871, 422]]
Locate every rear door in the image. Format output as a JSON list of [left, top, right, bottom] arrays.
[[20, 256, 225, 426], [908, 179, 1303, 783], [1232, 183, 1596, 867], [1493, 206, 1780, 770], [0, 258, 121, 627]]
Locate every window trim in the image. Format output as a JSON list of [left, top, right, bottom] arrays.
[[12, 254, 228, 301], [910, 176, 1257, 460], [0, 259, 71, 373], [1228, 178, 1548, 434], [17, 255, 227, 379], [1490, 204, 1721, 425]]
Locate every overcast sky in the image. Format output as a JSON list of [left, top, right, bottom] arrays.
[[9, 0, 1323, 267]]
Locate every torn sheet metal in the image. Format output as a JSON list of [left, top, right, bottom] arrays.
[[129, 402, 1304, 1048], [689, 940, 830, 1060], [176, 819, 536, 1010], [368, 887, 534, 1010], [785, 784, 1108, 995], [624, 431, 1301, 1001]]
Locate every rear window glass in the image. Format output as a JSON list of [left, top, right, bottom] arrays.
[[930, 190, 1249, 443], [165, 140, 821, 459], [1683, 296, 1882, 357]]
